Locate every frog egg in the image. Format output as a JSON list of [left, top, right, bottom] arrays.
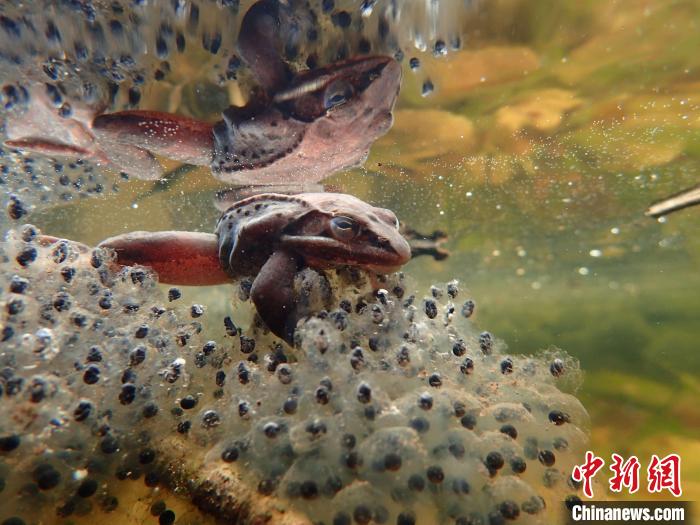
[[421, 79, 435, 97]]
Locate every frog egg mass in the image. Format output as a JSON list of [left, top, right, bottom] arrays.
[[1, 226, 588, 524]]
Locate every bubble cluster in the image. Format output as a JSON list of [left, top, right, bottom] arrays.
[[1, 226, 588, 524]]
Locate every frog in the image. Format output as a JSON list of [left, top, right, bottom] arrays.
[[95, 192, 411, 343], [3, 0, 402, 186]]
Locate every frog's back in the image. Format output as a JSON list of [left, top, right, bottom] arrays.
[[215, 195, 310, 276]]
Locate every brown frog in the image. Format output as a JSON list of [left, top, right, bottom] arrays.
[[4, 1, 401, 185], [97, 192, 411, 343]]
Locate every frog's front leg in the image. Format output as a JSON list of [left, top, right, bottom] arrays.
[[236, 0, 293, 94], [250, 250, 302, 344], [400, 224, 450, 261]]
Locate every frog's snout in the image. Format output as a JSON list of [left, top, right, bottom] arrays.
[[391, 233, 412, 266]]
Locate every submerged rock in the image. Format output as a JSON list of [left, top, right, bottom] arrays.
[[1, 226, 588, 524]]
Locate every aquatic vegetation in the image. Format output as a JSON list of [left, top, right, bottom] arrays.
[[1, 226, 588, 524]]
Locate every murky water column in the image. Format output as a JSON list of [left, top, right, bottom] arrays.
[[1, 1, 591, 524]]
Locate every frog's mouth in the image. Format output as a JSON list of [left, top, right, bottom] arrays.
[[279, 233, 410, 274]]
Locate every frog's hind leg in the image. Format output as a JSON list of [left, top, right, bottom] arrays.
[[4, 137, 165, 180], [99, 231, 229, 286], [93, 111, 214, 167], [3, 85, 166, 179], [3, 84, 98, 160]]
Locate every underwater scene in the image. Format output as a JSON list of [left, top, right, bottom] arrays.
[[0, 0, 698, 524]]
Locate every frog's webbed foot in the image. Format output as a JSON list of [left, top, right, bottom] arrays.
[[92, 110, 214, 168], [3, 139, 93, 158], [99, 231, 230, 286], [4, 85, 97, 159], [250, 250, 301, 344], [4, 136, 165, 181], [400, 224, 450, 261]]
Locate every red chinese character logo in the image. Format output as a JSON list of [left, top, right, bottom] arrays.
[[647, 454, 682, 497], [572, 450, 605, 498], [609, 454, 640, 493]]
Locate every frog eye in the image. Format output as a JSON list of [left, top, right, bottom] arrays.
[[330, 216, 360, 241], [323, 80, 354, 110]]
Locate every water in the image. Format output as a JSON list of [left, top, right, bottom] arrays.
[[1, 0, 698, 523]]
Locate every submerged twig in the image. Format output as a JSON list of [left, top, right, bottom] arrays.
[[646, 184, 700, 218]]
